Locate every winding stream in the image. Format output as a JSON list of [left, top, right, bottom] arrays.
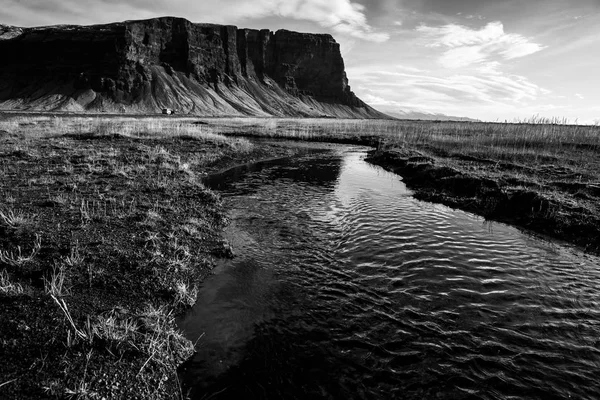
[[178, 146, 600, 399]]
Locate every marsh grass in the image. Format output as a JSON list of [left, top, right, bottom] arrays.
[[0, 234, 41, 268], [0, 114, 292, 398], [4, 112, 597, 397], [173, 281, 198, 307], [53, 298, 195, 366], [49, 193, 69, 206], [64, 241, 85, 268], [0, 269, 23, 295], [0, 208, 36, 230], [199, 117, 600, 194], [44, 264, 69, 297], [201, 117, 600, 167], [0, 115, 253, 152]]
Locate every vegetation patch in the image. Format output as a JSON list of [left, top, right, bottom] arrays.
[[2, 113, 599, 398], [189, 116, 600, 253], [0, 114, 302, 399]]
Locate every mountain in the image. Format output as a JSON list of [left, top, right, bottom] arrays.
[[0, 18, 388, 118], [384, 109, 479, 122]]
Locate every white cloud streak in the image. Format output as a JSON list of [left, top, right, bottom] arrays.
[[417, 21, 546, 68], [347, 65, 552, 120], [2, 0, 389, 42]]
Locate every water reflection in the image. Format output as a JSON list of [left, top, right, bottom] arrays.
[[179, 148, 600, 399]]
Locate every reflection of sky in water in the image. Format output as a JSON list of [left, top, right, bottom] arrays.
[[179, 147, 600, 400], [322, 151, 410, 226]]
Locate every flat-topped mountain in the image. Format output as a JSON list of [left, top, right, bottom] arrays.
[[0, 17, 388, 118]]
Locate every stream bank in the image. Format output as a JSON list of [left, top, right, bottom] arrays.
[[0, 131, 309, 399], [177, 146, 600, 399], [2, 113, 599, 398], [366, 148, 600, 255]]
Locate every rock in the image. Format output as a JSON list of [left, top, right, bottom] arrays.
[[0, 17, 388, 118]]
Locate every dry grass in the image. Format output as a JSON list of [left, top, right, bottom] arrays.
[[191, 116, 600, 167], [64, 241, 85, 268], [0, 113, 303, 398], [173, 281, 198, 307], [44, 265, 69, 297], [3, 112, 597, 396], [3, 113, 599, 190], [0, 208, 36, 230], [0, 270, 23, 295], [53, 299, 195, 366], [0, 115, 253, 152], [191, 117, 600, 192], [0, 234, 41, 268]]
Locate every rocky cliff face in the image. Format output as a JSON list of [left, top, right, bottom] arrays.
[[0, 17, 387, 118]]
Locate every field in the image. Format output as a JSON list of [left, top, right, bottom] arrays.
[[205, 116, 600, 253], [0, 114, 301, 399], [1, 113, 599, 398]]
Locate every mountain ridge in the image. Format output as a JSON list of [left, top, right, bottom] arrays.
[[384, 109, 480, 122], [0, 17, 389, 118]]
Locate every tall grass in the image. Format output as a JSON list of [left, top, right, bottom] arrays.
[[0, 234, 41, 268], [204, 117, 600, 168], [2, 114, 599, 170], [0, 115, 253, 152], [0, 270, 23, 295]]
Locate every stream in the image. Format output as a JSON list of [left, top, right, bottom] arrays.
[[178, 146, 600, 399]]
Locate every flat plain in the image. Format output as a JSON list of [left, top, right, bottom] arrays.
[[1, 113, 599, 398]]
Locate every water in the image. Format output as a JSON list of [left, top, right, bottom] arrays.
[[178, 147, 600, 399]]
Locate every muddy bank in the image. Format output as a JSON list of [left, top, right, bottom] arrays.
[[366, 148, 600, 255], [0, 132, 306, 399]]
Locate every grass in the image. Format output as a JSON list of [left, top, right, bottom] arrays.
[[0, 115, 254, 151], [0, 113, 302, 399], [50, 301, 196, 373], [0, 209, 37, 230], [44, 265, 69, 297], [1, 111, 599, 398], [0, 269, 23, 295], [64, 241, 85, 268], [182, 116, 600, 252], [195, 116, 600, 170], [173, 281, 198, 308], [0, 234, 41, 268]]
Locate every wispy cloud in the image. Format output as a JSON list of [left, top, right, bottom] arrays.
[[276, 0, 389, 41], [3, 0, 389, 42], [348, 65, 552, 119], [417, 21, 546, 68], [353, 69, 547, 104]]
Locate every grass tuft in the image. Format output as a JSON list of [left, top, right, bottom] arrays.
[[0, 208, 36, 229], [64, 241, 85, 268], [0, 234, 41, 267], [173, 281, 198, 307], [44, 264, 69, 297], [0, 270, 24, 295]]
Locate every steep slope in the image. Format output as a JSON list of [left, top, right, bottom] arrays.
[[0, 18, 388, 118]]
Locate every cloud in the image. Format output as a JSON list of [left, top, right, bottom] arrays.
[[2, 0, 389, 42], [417, 21, 546, 68], [274, 0, 389, 41], [361, 93, 389, 105], [347, 65, 551, 119]]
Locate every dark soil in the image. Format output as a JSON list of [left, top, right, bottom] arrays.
[[0, 132, 302, 399], [366, 148, 600, 254]]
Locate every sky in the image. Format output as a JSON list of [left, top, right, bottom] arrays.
[[2, 0, 600, 123]]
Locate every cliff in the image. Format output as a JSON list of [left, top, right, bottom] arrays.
[[0, 17, 388, 118]]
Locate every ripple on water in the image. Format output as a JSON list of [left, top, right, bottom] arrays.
[[179, 149, 600, 399]]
